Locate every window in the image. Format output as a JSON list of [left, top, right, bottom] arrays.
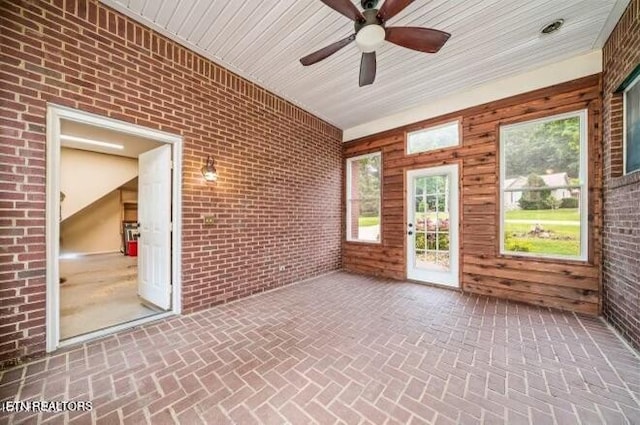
[[500, 110, 588, 260], [407, 120, 460, 154], [346, 152, 381, 243], [624, 72, 640, 175]]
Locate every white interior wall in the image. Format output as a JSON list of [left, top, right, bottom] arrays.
[[60, 190, 122, 255], [60, 148, 138, 220]]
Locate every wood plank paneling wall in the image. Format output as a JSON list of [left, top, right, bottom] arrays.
[[342, 75, 603, 314]]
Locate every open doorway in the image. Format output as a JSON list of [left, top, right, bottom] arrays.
[[46, 105, 182, 351]]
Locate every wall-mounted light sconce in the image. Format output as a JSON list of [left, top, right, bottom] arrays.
[[201, 155, 218, 182]]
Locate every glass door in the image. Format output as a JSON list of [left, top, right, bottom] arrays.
[[406, 164, 459, 287]]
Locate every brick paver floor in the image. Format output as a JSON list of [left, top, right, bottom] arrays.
[[1, 272, 639, 424]]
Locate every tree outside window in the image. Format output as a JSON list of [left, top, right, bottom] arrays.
[[346, 153, 381, 243], [500, 111, 587, 260]]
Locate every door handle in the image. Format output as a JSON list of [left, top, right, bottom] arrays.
[[408, 231, 413, 235]]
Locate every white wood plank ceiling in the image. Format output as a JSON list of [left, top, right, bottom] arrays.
[[101, 0, 627, 130]]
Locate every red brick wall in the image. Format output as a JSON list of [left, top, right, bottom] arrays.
[[0, 0, 343, 367], [602, 0, 640, 351]]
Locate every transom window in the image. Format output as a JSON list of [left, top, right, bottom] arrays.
[[407, 120, 460, 154], [346, 153, 381, 243], [500, 110, 588, 260]]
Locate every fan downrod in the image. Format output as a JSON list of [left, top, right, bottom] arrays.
[[361, 0, 379, 10], [355, 8, 382, 32]]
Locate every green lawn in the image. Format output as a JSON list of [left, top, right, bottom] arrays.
[[505, 208, 579, 221], [358, 216, 379, 227], [505, 236, 580, 256], [358, 209, 581, 256], [504, 222, 578, 237], [504, 208, 580, 256]]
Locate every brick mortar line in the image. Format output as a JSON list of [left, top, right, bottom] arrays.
[[597, 316, 640, 361], [188, 269, 342, 313], [575, 313, 640, 407], [92, 1, 341, 138]]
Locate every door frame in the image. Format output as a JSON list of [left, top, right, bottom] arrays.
[[405, 163, 460, 288], [45, 104, 183, 352]]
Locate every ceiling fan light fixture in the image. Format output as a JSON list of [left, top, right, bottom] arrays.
[[356, 24, 386, 52], [299, 0, 451, 86]]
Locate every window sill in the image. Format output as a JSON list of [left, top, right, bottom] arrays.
[[609, 170, 640, 189], [345, 240, 382, 245], [498, 252, 591, 265]]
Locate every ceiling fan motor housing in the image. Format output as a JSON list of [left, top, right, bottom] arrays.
[[361, 0, 380, 10]]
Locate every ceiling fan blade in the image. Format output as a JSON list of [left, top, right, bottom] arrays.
[[300, 34, 356, 66], [385, 27, 450, 53], [377, 0, 415, 22], [320, 0, 364, 21], [359, 52, 376, 87]]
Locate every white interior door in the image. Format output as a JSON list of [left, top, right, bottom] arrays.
[[407, 164, 459, 287], [138, 145, 172, 309]]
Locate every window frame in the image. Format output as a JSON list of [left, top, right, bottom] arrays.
[[406, 119, 461, 155], [499, 109, 589, 261], [346, 152, 382, 244], [623, 71, 640, 175]]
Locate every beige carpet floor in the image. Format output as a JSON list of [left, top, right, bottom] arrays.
[[59, 253, 162, 339]]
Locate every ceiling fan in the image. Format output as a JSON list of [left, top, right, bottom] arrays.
[[300, 0, 450, 87]]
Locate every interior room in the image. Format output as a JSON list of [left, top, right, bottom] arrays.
[[58, 121, 169, 339], [1, 0, 638, 424]]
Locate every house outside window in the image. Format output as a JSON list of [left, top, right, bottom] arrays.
[[500, 110, 588, 260], [346, 153, 381, 243]]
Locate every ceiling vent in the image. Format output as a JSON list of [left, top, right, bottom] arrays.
[[541, 19, 565, 35]]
